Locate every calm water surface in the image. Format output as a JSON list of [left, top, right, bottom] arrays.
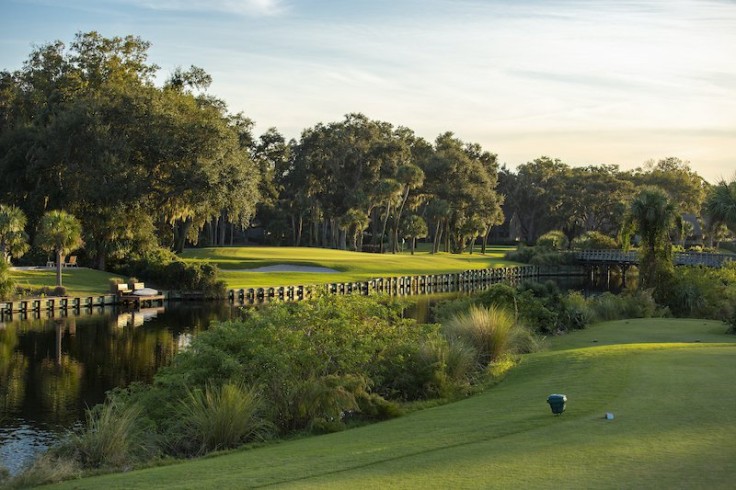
[[0, 302, 243, 474]]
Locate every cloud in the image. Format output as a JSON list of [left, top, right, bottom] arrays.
[[121, 0, 287, 16]]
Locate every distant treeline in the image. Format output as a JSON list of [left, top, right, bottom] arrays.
[[0, 32, 726, 270]]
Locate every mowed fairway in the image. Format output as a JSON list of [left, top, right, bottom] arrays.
[[9, 267, 125, 297], [55, 319, 736, 489], [181, 246, 517, 288]]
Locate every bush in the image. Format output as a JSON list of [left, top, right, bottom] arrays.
[[112, 247, 226, 298], [57, 400, 152, 469], [504, 245, 570, 266], [52, 286, 67, 297], [561, 292, 595, 330], [170, 381, 271, 456], [442, 306, 536, 367], [571, 231, 618, 250], [2, 454, 79, 489], [0, 259, 14, 300], [536, 230, 569, 250], [658, 265, 736, 320], [588, 290, 659, 322]]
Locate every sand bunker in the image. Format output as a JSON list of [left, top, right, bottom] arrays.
[[244, 264, 339, 273]]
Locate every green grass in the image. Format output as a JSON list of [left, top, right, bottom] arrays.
[[181, 246, 517, 288], [51, 318, 736, 489], [6, 246, 516, 296], [9, 267, 125, 297]]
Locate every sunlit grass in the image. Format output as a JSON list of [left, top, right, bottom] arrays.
[[52, 319, 736, 489], [8, 267, 125, 297], [181, 246, 518, 288]]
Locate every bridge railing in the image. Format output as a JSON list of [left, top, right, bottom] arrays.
[[574, 249, 734, 267]]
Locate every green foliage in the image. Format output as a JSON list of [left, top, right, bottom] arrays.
[[2, 454, 80, 489], [588, 290, 659, 322], [536, 230, 568, 250], [57, 400, 153, 469], [0, 204, 29, 263], [442, 306, 537, 368], [35, 210, 84, 287], [0, 259, 15, 300], [504, 245, 571, 266], [121, 295, 447, 443], [571, 231, 618, 250], [623, 187, 676, 296], [561, 291, 595, 330], [171, 381, 271, 456], [114, 247, 226, 297], [705, 177, 736, 237], [658, 265, 736, 321]]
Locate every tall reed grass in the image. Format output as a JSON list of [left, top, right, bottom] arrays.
[[442, 306, 537, 367], [174, 381, 271, 455], [61, 400, 149, 469]]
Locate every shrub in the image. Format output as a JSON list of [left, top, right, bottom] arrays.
[[2, 454, 80, 489], [112, 247, 227, 298], [561, 292, 595, 330], [504, 245, 537, 263], [536, 230, 569, 250], [51, 286, 67, 297], [58, 400, 151, 469], [588, 290, 658, 322], [171, 381, 271, 456], [571, 231, 618, 250], [442, 306, 534, 367], [658, 265, 736, 320], [504, 245, 570, 266], [0, 259, 14, 300]]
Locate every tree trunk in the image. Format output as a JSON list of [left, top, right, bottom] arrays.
[[174, 219, 192, 253], [379, 203, 392, 253], [411, 237, 416, 255], [219, 211, 227, 246], [56, 250, 63, 287], [432, 221, 442, 254], [96, 245, 106, 271]]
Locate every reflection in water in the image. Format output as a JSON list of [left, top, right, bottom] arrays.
[[0, 302, 243, 475]]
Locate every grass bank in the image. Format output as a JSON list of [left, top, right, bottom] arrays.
[[51, 318, 736, 489], [8, 267, 124, 298], [181, 246, 517, 288]]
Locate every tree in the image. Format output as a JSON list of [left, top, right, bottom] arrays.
[[0, 204, 29, 264], [627, 157, 707, 216], [622, 187, 676, 294], [704, 178, 736, 235], [401, 214, 428, 255], [420, 133, 503, 254], [36, 210, 84, 287], [500, 157, 567, 244]]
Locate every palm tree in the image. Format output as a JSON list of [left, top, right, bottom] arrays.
[[401, 214, 428, 255], [36, 210, 84, 287], [624, 187, 677, 291], [704, 178, 736, 236], [0, 204, 29, 264]]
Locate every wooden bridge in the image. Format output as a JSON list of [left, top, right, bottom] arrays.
[[573, 250, 734, 268]]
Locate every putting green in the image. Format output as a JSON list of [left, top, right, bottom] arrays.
[[181, 246, 517, 288]]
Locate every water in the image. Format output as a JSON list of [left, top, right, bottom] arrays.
[[0, 302, 243, 474], [0, 273, 620, 474]]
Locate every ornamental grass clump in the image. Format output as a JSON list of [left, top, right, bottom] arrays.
[[442, 306, 535, 368], [60, 400, 149, 469], [174, 381, 271, 456]]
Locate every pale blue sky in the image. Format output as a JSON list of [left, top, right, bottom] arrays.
[[1, 0, 735, 182]]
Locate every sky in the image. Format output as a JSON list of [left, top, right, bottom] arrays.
[[1, 0, 735, 183]]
